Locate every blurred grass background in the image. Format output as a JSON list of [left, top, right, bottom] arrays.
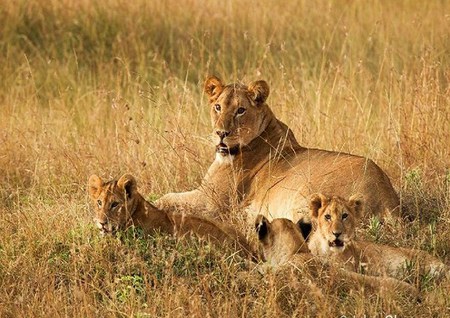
[[0, 0, 449, 316]]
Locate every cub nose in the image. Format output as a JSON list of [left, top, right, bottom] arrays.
[[97, 218, 108, 227], [332, 232, 342, 239], [216, 130, 230, 139]]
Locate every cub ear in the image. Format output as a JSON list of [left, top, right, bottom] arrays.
[[309, 193, 327, 219], [297, 217, 312, 241], [117, 173, 137, 199], [348, 194, 364, 218], [88, 174, 102, 198], [248, 80, 270, 105], [204, 75, 224, 102], [255, 214, 271, 242]]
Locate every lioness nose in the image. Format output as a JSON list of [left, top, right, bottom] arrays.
[[332, 232, 342, 238], [216, 130, 230, 139]]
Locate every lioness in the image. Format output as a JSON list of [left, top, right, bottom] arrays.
[[157, 76, 400, 224], [308, 193, 448, 281], [88, 173, 259, 261], [254, 215, 419, 298]]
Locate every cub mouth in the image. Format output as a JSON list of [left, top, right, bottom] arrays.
[[329, 239, 345, 248], [216, 143, 240, 156], [99, 227, 112, 235], [96, 221, 115, 235]]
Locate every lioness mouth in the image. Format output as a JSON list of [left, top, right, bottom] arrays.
[[216, 143, 240, 156], [329, 239, 344, 248]]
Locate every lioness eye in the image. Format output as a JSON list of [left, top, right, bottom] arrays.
[[214, 104, 221, 112], [236, 107, 246, 115], [325, 214, 331, 220], [342, 213, 348, 220], [111, 202, 119, 209], [97, 200, 102, 207]]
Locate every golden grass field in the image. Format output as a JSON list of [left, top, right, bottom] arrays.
[[1, 0, 449, 316]]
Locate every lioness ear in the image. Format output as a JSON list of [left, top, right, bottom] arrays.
[[255, 214, 270, 242], [248, 80, 270, 105], [309, 193, 327, 219], [204, 75, 224, 102], [88, 174, 102, 198], [349, 194, 364, 218], [117, 173, 137, 199]]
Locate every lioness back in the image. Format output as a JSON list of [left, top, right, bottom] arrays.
[[157, 76, 400, 225]]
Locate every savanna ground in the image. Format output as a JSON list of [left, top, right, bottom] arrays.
[[1, 0, 449, 317]]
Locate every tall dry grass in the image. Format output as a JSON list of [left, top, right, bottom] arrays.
[[0, 0, 449, 316]]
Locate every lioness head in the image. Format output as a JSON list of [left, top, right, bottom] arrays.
[[310, 194, 363, 252], [255, 215, 309, 265], [204, 75, 270, 156], [88, 173, 138, 234]]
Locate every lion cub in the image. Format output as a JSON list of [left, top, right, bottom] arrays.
[[255, 215, 419, 299], [255, 215, 310, 267], [307, 193, 448, 281], [88, 173, 259, 261]]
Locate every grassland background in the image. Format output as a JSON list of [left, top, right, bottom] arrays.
[[0, 0, 449, 316]]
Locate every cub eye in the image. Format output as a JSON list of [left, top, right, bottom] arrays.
[[97, 200, 102, 207], [214, 104, 221, 112], [236, 107, 246, 115], [111, 202, 119, 209], [342, 213, 349, 220], [325, 214, 331, 221]]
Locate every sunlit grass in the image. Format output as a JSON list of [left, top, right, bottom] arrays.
[[1, 0, 449, 316]]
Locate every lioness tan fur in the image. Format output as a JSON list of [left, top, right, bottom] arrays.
[[88, 173, 259, 261], [157, 75, 400, 224], [254, 215, 419, 298], [308, 193, 448, 281]]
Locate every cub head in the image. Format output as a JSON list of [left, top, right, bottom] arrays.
[[204, 75, 270, 156], [309, 193, 363, 253], [255, 215, 309, 266], [88, 173, 139, 234]]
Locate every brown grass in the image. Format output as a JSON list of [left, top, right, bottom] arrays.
[[1, 0, 449, 316]]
